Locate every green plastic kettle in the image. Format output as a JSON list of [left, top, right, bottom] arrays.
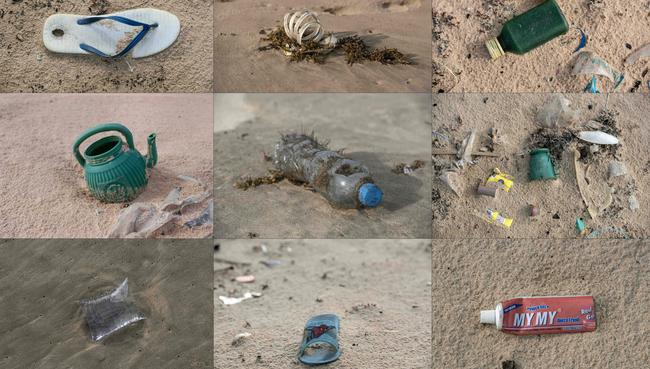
[[73, 123, 157, 203]]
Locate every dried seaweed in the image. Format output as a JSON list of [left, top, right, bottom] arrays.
[[259, 28, 411, 65], [392, 160, 427, 174], [235, 170, 285, 190]]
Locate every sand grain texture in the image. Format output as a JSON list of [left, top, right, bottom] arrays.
[[0, 0, 213, 92], [0, 94, 213, 238], [215, 239, 432, 369], [0, 239, 213, 369], [214, 93, 432, 239], [215, 0, 431, 92], [433, 0, 650, 93], [432, 239, 649, 369], [432, 93, 649, 239]]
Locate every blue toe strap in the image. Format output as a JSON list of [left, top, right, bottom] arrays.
[[76, 15, 158, 58]]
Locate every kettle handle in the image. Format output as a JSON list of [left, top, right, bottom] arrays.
[[72, 123, 136, 167]]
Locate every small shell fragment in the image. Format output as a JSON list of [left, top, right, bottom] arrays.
[[577, 131, 619, 145], [235, 275, 256, 283]]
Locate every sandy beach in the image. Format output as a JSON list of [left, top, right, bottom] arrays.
[[433, 0, 650, 93], [432, 239, 649, 369], [215, 0, 431, 92], [0, 239, 213, 369], [0, 0, 213, 92], [433, 93, 649, 239], [214, 93, 432, 239], [215, 239, 432, 369], [0, 94, 213, 238]]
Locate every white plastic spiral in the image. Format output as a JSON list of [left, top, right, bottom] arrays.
[[283, 10, 335, 46]]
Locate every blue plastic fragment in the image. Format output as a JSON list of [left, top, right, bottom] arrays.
[[584, 76, 599, 93], [575, 29, 588, 53]]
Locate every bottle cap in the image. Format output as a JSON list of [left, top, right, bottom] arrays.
[[485, 38, 505, 60], [480, 310, 497, 324], [358, 183, 383, 208]]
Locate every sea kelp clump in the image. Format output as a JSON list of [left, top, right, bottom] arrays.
[[259, 28, 412, 66]]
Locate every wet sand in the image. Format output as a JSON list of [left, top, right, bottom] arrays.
[[432, 239, 649, 369], [214, 93, 432, 239], [215, 0, 431, 92], [433, 0, 650, 93], [215, 239, 432, 369], [432, 93, 649, 239], [0, 0, 213, 92], [0, 239, 212, 369], [0, 94, 213, 238]]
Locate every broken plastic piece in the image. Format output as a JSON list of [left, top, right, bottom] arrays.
[[584, 76, 599, 93], [219, 292, 262, 306], [572, 51, 624, 91], [482, 209, 513, 228], [439, 170, 463, 197], [536, 94, 580, 129], [576, 218, 586, 233], [260, 259, 283, 268], [529, 204, 540, 217], [108, 203, 178, 238], [231, 332, 252, 347], [185, 202, 213, 229], [486, 168, 514, 192], [575, 28, 588, 53], [624, 43, 650, 66], [608, 161, 627, 179], [577, 131, 619, 145], [458, 130, 477, 168], [629, 195, 640, 211], [529, 148, 557, 180], [80, 278, 146, 342]]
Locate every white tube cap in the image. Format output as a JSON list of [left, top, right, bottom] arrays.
[[480, 310, 497, 325]]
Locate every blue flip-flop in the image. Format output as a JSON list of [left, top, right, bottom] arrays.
[[298, 314, 341, 366]]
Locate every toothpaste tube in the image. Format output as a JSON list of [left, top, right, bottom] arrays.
[[480, 296, 596, 335]]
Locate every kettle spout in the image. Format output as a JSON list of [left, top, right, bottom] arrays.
[[145, 133, 158, 169]]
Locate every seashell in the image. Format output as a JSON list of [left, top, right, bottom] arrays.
[[577, 131, 619, 145]]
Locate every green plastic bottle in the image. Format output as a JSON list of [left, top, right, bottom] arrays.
[[486, 0, 569, 60]]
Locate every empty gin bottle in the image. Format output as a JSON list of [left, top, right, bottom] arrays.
[[273, 133, 383, 209], [486, 0, 569, 60]]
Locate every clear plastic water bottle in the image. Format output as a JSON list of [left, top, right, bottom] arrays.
[[273, 133, 383, 209]]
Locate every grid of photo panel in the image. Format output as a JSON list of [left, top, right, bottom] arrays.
[[0, 1, 648, 369]]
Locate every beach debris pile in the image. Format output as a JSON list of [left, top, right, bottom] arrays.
[[107, 175, 212, 238], [259, 10, 412, 65], [80, 278, 146, 342], [433, 94, 638, 237], [392, 160, 426, 175]]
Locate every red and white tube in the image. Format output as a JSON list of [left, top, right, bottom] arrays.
[[480, 296, 597, 335]]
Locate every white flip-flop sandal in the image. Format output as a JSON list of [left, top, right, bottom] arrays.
[[43, 8, 180, 59]]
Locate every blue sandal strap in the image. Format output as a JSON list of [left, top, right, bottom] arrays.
[[299, 333, 339, 357], [76, 15, 159, 58]]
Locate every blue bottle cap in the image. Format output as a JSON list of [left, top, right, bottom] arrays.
[[358, 183, 383, 208]]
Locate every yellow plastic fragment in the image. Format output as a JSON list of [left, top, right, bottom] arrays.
[[486, 168, 514, 192], [484, 209, 513, 228]]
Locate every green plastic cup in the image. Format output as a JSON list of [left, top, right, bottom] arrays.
[[529, 148, 557, 180]]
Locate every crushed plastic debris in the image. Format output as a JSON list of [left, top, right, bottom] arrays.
[[219, 292, 263, 306], [481, 209, 513, 228], [624, 43, 650, 66], [439, 170, 463, 197], [536, 94, 580, 129], [586, 227, 630, 239], [608, 161, 627, 179], [231, 332, 252, 347], [486, 168, 514, 192], [235, 275, 256, 284], [577, 131, 619, 145], [458, 130, 477, 168], [392, 160, 426, 175], [572, 51, 624, 91], [108, 175, 212, 238], [584, 76, 599, 93], [185, 202, 213, 229], [80, 278, 146, 342]]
